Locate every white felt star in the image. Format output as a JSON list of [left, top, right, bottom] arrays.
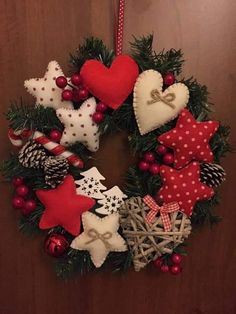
[[24, 60, 73, 110], [70, 212, 127, 268], [56, 97, 100, 152]]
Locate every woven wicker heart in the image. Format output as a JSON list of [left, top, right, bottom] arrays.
[[119, 197, 191, 272], [133, 70, 189, 135]]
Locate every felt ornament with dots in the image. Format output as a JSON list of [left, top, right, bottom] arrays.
[[3, 30, 231, 278], [24, 61, 73, 110], [56, 97, 100, 152], [157, 162, 215, 216], [80, 55, 139, 110], [158, 109, 219, 169], [70, 212, 127, 268], [133, 70, 189, 135]]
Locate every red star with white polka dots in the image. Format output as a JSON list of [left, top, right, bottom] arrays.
[[156, 162, 215, 216], [158, 109, 219, 169]]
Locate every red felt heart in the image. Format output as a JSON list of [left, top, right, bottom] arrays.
[[80, 55, 139, 110]]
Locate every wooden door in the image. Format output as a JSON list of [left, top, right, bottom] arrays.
[[0, 1, 235, 313]]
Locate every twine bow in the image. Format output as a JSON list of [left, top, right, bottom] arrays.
[[143, 195, 180, 232], [147, 89, 176, 109], [85, 228, 112, 250]]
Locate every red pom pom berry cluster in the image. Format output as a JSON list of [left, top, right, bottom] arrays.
[[12, 177, 37, 215], [153, 253, 183, 275], [56, 74, 89, 102]]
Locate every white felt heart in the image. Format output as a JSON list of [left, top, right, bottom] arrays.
[[133, 70, 189, 135]]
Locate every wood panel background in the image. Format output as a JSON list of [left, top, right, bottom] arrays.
[[0, 1, 235, 313]]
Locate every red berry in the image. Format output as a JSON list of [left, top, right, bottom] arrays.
[[56, 76, 67, 88], [22, 199, 37, 215], [138, 160, 150, 172], [49, 129, 62, 142], [153, 257, 163, 268], [16, 185, 29, 197], [71, 89, 81, 102], [78, 88, 89, 100], [71, 74, 82, 86], [170, 264, 182, 275], [143, 152, 156, 163], [160, 264, 169, 273], [62, 89, 73, 101], [96, 102, 108, 113], [12, 196, 25, 209], [156, 145, 168, 155], [163, 72, 175, 86], [12, 177, 24, 187], [149, 163, 160, 175], [163, 153, 174, 165], [92, 112, 104, 124], [171, 253, 183, 264]]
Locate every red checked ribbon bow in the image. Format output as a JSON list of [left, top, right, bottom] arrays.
[[143, 195, 180, 232]]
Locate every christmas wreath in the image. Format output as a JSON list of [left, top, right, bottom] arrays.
[[1, 34, 231, 278]]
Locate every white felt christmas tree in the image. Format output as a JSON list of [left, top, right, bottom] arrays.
[[95, 186, 127, 215], [75, 167, 107, 199]]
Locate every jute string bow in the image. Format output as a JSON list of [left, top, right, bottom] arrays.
[[85, 228, 112, 250], [147, 89, 176, 109]]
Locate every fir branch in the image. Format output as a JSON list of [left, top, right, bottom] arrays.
[[54, 248, 94, 279], [191, 194, 221, 225], [210, 125, 233, 162], [69, 37, 115, 73], [18, 204, 44, 234], [6, 101, 63, 133]]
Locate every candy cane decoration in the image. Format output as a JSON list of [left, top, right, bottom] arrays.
[[8, 128, 32, 148], [33, 131, 84, 169]]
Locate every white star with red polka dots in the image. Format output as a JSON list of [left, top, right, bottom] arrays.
[[24, 60, 73, 110], [157, 161, 215, 216], [56, 97, 99, 152], [158, 109, 219, 169]]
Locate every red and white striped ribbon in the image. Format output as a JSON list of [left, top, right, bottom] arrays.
[[115, 0, 125, 56], [8, 128, 32, 148], [33, 131, 84, 169], [143, 195, 180, 232]]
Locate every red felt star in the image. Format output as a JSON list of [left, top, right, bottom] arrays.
[[158, 109, 219, 169], [36, 175, 95, 236], [156, 162, 214, 216]]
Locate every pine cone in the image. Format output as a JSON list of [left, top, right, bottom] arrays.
[[18, 140, 47, 169], [44, 156, 69, 188], [200, 163, 226, 188]]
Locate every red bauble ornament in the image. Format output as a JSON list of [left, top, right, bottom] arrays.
[[44, 233, 69, 257], [171, 253, 183, 264], [92, 112, 104, 124], [153, 257, 163, 268], [149, 163, 160, 175], [71, 74, 82, 86], [12, 176, 24, 187], [163, 153, 174, 165], [16, 184, 29, 197], [156, 145, 168, 155], [78, 88, 89, 100], [160, 264, 169, 273], [143, 151, 156, 163], [56, 76, 67, 88], [49, 129, 62, 142], [163, 72, 175, 86], [96, 102, 108, 113], [12, 196, 25, 209], [62, 89, 73, 101], [170, 264, 182, 275], [138, 160, 150, 172], [21, 199, 37, 215]]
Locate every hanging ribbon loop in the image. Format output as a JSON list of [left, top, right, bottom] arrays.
[[143, 195, 180, 232], [115, 0, 125, 56]]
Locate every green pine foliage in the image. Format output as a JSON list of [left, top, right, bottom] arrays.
[[1, 35, 232, 278]]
